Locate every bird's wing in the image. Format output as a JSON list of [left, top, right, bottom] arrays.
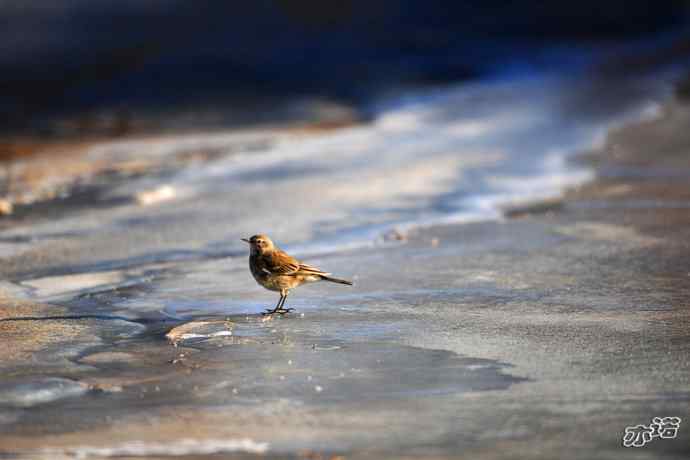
[[263, 250, 301, 275], [264, 251, 331, 277], [296, 262, 330, 276]]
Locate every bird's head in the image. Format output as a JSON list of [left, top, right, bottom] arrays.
[[241, 234, 275, 255]]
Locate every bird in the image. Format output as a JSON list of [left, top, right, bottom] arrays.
[[242, 234, 353, 315]]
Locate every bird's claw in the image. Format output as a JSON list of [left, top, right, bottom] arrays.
[[262, 307, 295, 316]]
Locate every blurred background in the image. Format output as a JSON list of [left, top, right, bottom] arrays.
[[2, 0, 690, 140]]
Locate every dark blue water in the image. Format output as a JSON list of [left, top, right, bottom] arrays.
[[1, 1, 688, 133]]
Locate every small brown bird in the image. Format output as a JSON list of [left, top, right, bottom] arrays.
[[242, 234, 353, 315]]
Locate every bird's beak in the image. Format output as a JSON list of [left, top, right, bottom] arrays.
[[241, 238, 250, 243]]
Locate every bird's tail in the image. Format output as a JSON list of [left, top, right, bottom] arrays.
[[320, 275, 353, 286]]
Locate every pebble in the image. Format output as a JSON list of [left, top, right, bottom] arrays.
[[0, 199, 13, 215]]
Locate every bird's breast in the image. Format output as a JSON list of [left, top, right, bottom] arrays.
[[249, 255, 268, 281], [249, 255, 283, 291]]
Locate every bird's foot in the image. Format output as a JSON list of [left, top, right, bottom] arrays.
[[262, 307, 295, 316]]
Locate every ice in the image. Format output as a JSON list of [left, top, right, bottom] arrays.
[[135, 185, 177, 206], [21, 271, 126, 299], [0, 378, 90, 408], [165, 320, 234, 346], [2, 75, 670, 318], [40, 438, 269, 458]]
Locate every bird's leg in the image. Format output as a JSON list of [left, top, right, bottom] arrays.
[[263, 291, 295, 316], [276, 291, 294, 314], [263, 294, 285, 315]]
